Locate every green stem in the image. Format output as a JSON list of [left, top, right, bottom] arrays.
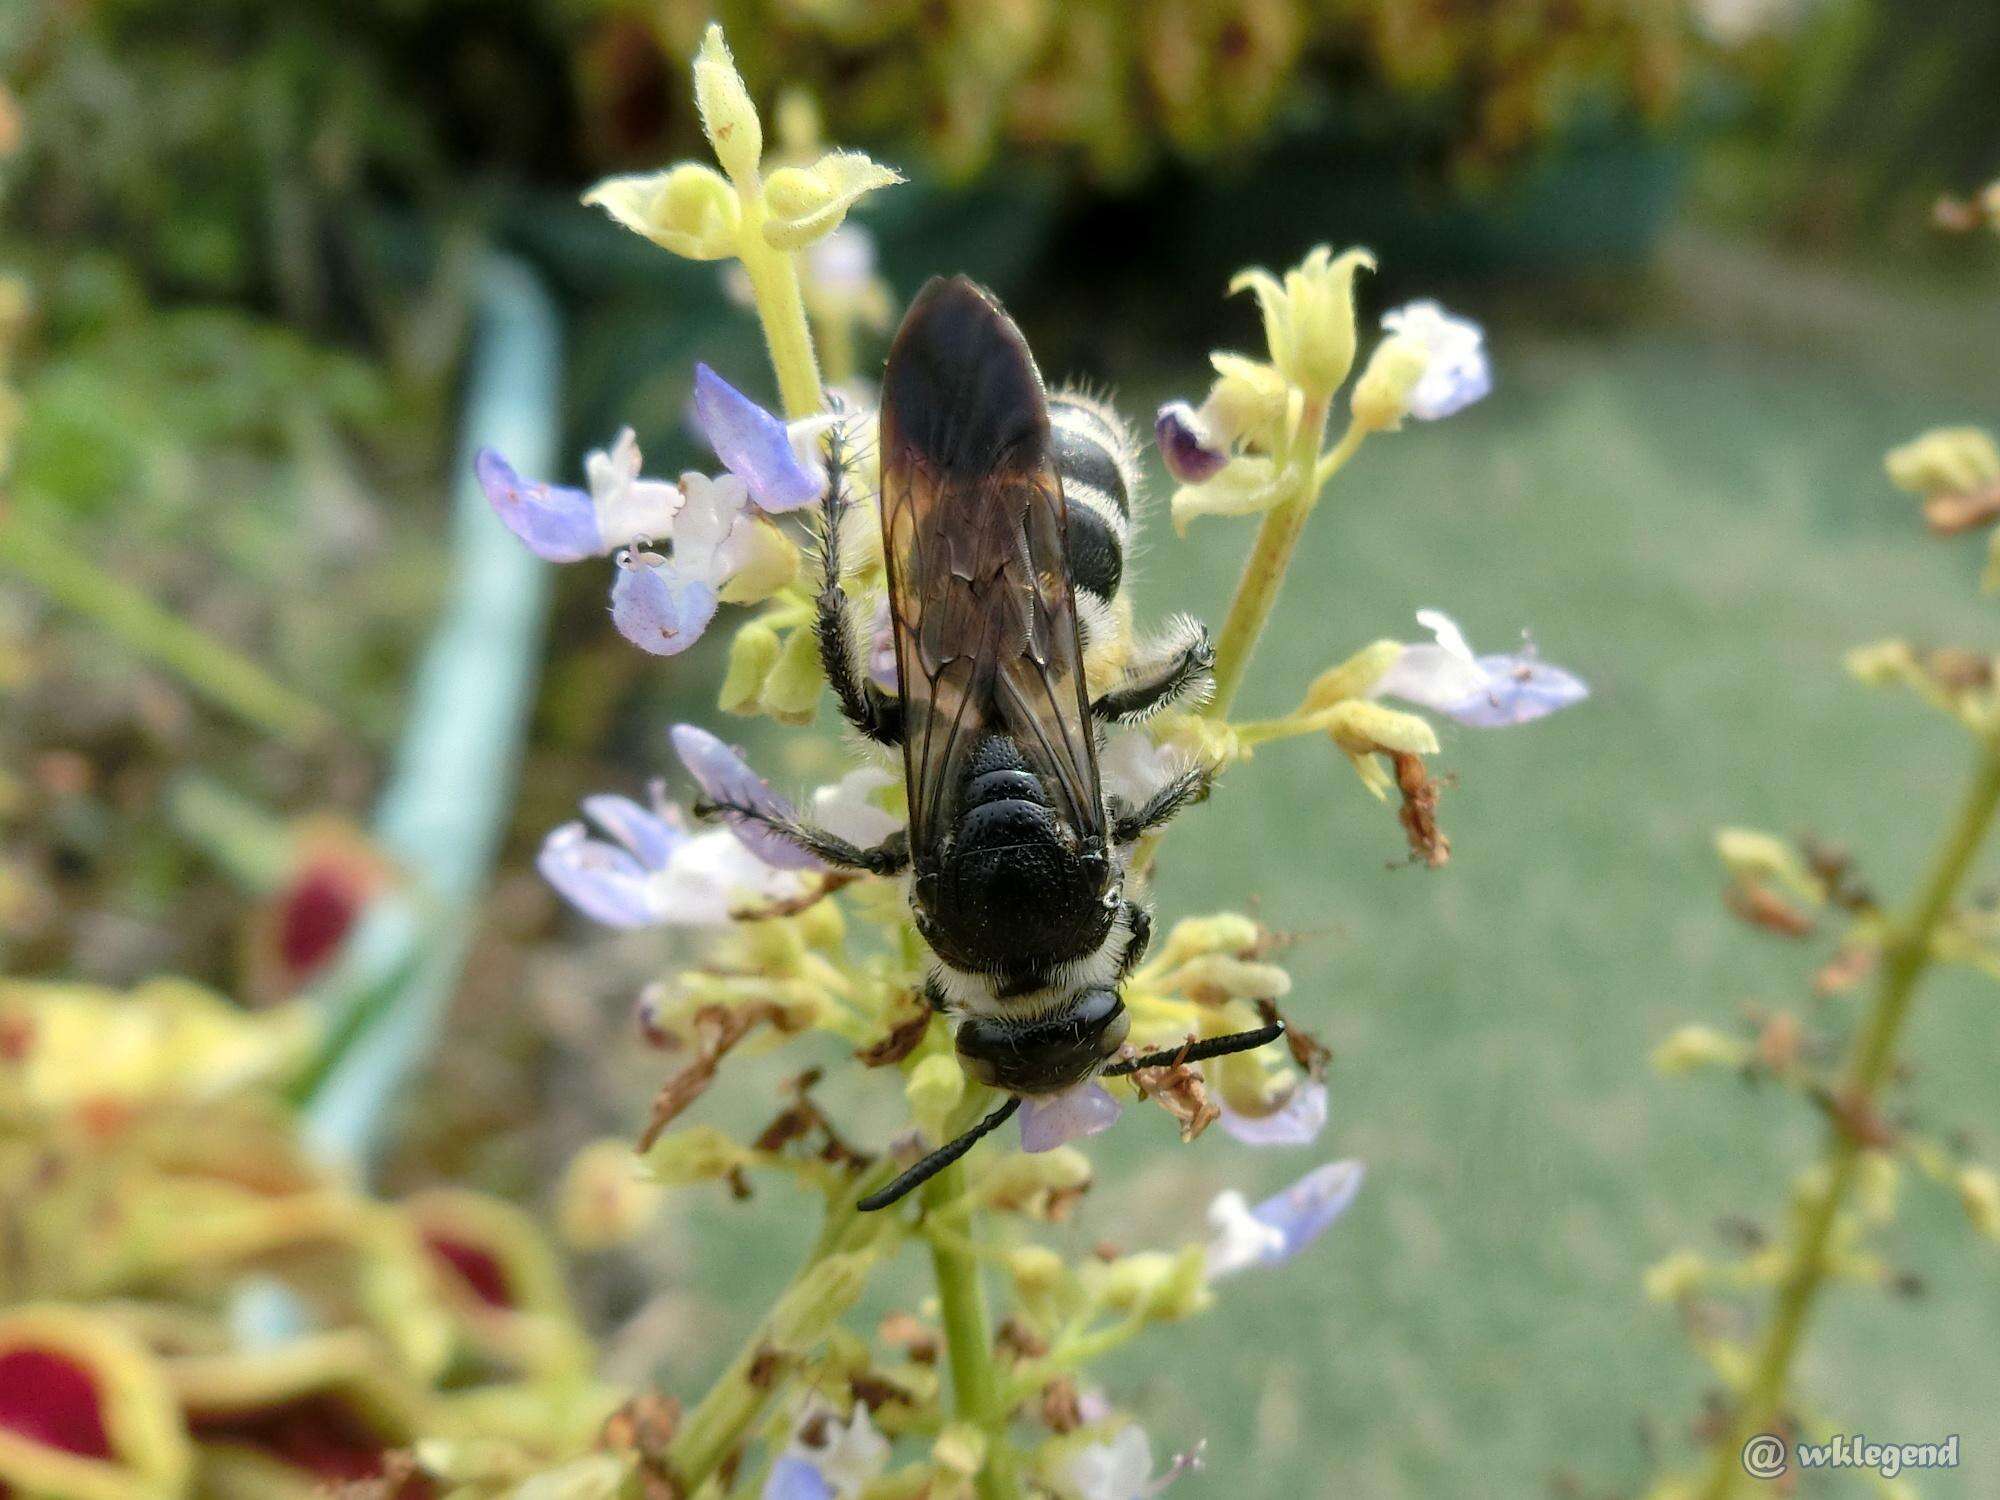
[[1201, 415, 1361, 721], [925, 1156, 1021, 1500], [1003, 1312, 1147, 1404], [667, 1164, 899, 1489], [1698, 738, 2000, 1499], [0, 509, 337, 745], [735, 190, 823, 420]]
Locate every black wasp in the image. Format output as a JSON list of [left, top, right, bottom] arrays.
[[700, 276, 1286, 1210]]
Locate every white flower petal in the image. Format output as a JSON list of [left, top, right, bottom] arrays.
[[1099, 729, 1178, 807], [1380, 301, 1491, 422], [810, 766, 902, 847], [1066, 1426, 1155, 1500]]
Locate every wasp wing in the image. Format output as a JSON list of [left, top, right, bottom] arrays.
[[878, 276, 1104, 871]]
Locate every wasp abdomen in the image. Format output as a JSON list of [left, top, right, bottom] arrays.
[[1049, 393, 1139, 608]]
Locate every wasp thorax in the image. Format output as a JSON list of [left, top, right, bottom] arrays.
[[955, 988, 1130, 1094], [915, 736, 1116, 983]]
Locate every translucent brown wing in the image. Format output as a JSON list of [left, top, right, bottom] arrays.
[[877, 276, 1104, 871]]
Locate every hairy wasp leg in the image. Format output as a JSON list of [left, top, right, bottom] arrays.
[[1093, 616, 1214, 724], [1101, 1020, 1286, 1077], [858, 1096, 1022, 1212], [814, 424, 905, 747], [1115, 901, 1153, 979], [1110, 762, 1215, 844], [695, 798, 910, 876], [815, 583, 904, 747]]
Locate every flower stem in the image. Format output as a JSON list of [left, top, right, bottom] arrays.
[[735, 189, 823, 420], [1697, 737, 2000, 1500], [0, 508, 337, 745], [925, 1156, 1022, 1500], [666, 1164, 897, 1489], [1201, 415, 1361, 721]]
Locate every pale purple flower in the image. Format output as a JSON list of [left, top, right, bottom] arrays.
[[866, 596, 897, 693], [764, 1458, 834, 1500], [1218, 1079, 1328, 1147], [1380, 301, 1491, 421], [538, 783, 810, 928], [1446, 648, 1590, 727], [608, 470, 755, 657], [670, 724, 823, 872], [611, 553, 719, 657], [537, 791, 687, 928], [1205, 1159, 1365, 1278], [693, 364, 826, 513], [1374, 609, 1587, 727], [474, 450, 602, 563], [765, 1403, 887, 1500], [476, 429, 682, 562], [1065, 1426, 1202, 1500], [1019, 1081, 1123, 1152], [1155, 401, 1227, 485]]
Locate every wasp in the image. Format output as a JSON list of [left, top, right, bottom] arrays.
[[700, 276, 1285, 1210]]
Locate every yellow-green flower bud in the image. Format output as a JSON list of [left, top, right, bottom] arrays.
[[558, 1138, 666, 1251], [1006, 1245, 1067, 1297], [693, 24, 763, 186], [1642, 1249, 1708, 1302], [717, 517, 800, 605], [1169, 455, 1285, 535], [1085, 1246, 1211, 1322], [582, 163, 740, 260], [1325, 699, 1439, 759], [761, 626, 827, 724], [794, 895, 845, 951], [906, 1055, 966, 1144], [932, 1422, 988, 1478], [1713, 828, 1824, 905], [1884, 426, 2000, 497], [1162, 953, 1291, 1002], [1202, 352, 1290, 450], [1651, 1025, 1748, 1076], [976, 1147, 1091, 1219], [720, 620, 782, 715], [762, 151, 903, 252], [1958, 1165, 2000, 1240], [1349, 333, 1431, 433], [1229, 245, 1374, 399], [643, 1124, 753, 1187], [1303, 639, 1402, 711], [1148, 912, 1261, 971]]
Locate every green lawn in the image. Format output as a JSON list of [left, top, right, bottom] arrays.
[[625, 252, 2000, 1498]]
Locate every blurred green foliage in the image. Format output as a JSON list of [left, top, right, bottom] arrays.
[[646, 0, 1694, 186]]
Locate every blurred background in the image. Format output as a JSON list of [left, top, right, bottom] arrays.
[[4, 0, 2000, 1495]]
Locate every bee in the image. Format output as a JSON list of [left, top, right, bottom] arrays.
[[700, 276, 1285, 1210]]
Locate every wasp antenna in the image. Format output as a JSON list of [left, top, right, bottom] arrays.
[[857, 1095, 1023, 1212], [1101, 1020, 1287, 1077]]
